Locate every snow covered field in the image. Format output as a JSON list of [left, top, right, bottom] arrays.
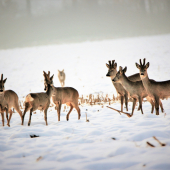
[[0, 34, 170, 170]]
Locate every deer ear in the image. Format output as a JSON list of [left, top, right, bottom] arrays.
[[106, 63, 110, 68], [135, 63, 140, 69], [123, 67, 127, 73], [113, 63, 117, 69], [43, 71, 48, 81], [119, 66, 123, 73], [3, 78, 7, 83], [145, 62, 150, 69], [62, 69, 64, 72], [50, 74, 54, 81]]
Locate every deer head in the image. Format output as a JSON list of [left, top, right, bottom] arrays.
[[0, 74, 7, 92], [106, 60, 117, 78], [135, 58, 149, 79], [58, 70, 64, 76], [43, 71, 54, 92], [112, 66, 127, 83]]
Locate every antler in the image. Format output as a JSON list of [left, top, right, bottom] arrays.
[[119, 66, 122, 71], [112, 60, 115, 67], [48, 71, 50, 77], [139, 59, 142, 65], [139, 58, 146, 66], [1, 74, 3, 81], [108, 60, 111, 66], [143, 58, 146, 66]]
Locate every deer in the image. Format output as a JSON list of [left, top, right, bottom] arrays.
[[0, 74, 22, 126], [58, 69, 65, 87], [135, 58, 168, 115], [106, 60, 141, 112], [46, 73, 80, 121], [22, 71, 54, 126], [112, 66, 164, 116]]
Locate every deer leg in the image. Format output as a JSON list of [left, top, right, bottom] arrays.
[[22, 102, 31, 125], [146, 96, 154, 113], [124, 93, 128, 111], [44, 109, 48, 126], [5, 107, 9, 126], [66, 104, 73, 121], [120, 95, 124, 112], [56, 102, 61, 121], [76, 106, 81, 120], [131, 98, 137, 117], [1, 112, 4, 126], [137, 98, 141, 111], [7, 109, 13, 127], [159, 99, 164, 113], [28, 108, 33, 126], [14, 100, 23, 123], [6, 109, 9, 122], [137, 105, 140, 111], [154, 96, 160, 115], [138, 97, 144, 114], [150, 99, 154, 114], [22, 109, 26, 125]]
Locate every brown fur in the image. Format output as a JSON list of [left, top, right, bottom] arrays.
[[22, 71, 54, 126], [58, 69, 65, 87], [112, 67, 159, 116], [46, 72, 80, 121], [136, 58, 167, 115], [106, 60, 141, 112], [51, 87, 81, 121], [0, 74, 22, 126]]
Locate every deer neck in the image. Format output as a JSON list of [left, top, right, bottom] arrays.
[[46, 84, 53, 98], [119, 74, 134, 92], [0, 92, 4, 103], [110, 70, 118, 84], [140, 73, 151, 92]]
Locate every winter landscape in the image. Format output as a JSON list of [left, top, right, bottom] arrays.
[[0, 34, 170, 170], [1, 0, 170, 170]]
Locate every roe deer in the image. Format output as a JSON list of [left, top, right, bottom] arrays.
[[0, 74, 22, 126], [106, 60, 141, 112], [136, 58, 168, 115], [112, 66, 163, 116], [58, 69, 65, 87], [22, 71, 54, 126], [46, 74, 80, 121]]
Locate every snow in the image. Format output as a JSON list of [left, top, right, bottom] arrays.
[[0, 34, 170, 170]]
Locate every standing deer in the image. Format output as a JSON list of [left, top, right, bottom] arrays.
[[112, 66, 163, 116], [0, 74, 22, 126], [136, 58, 168, 115], [46, 73, 80, 121], [22, 71, 54, 126], [106, 60, 141, 112], [58, 69, 65, 87]]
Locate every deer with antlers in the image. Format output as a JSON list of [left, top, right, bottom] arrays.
[[0, 74, 22, 126], [46, 73, 80, 121], [22, 71, 54, 126], [106, 60, 141, 112], [112, 66, 164, 116], [136, 58, 167, 115]]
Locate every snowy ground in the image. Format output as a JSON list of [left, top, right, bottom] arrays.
[[0, 34, 170, 170]]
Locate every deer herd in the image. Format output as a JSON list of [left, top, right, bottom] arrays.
[[0, 58, 169, 127]]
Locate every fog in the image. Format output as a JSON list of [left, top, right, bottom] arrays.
[[0, 0, 170, 49]]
